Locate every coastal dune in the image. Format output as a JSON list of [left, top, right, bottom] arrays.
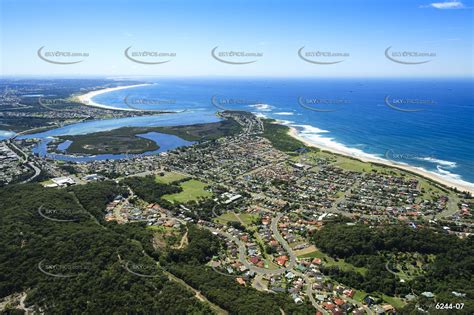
[[76, 84, 151, 111], [287, 126, 474, 194], [76, 83, 474, 194]]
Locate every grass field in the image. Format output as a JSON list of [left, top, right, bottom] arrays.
[[353, 290, 368, 302], [154, 171, 189, 184], [417, 177, 452, 200], [293, 245, 317, 256], [214, 212, 240, 225], [162, 179, 212, 203], [298, 250, 367, 275], [214, 212, 258, 228], [300, 150, 403, 176], [239, 213, 258, 226], [262, 119, 309, 152], [382, 294, 407, 309], [40, 179, 54, 186], [146, 225, 175, 232]]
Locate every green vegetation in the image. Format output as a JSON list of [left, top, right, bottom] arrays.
[[300, 150, 459, 210], [214, 212, 258, 228], [215, 211, 241, 225], [261, 119, 310, 153], [239, 213, 259, 226], [382, 293, 407, 309], [0, 183, 212, 314], [165, 225, 315, 314], [312, 223, 474, 312], [154, 171, 189, 184], [57, 115, 242, 155], [60, 127, 159, 155], [122, 175, 182, 204], [319, 151, 402, 176], [387, 252, 435, 281], [298, 250, 367, 275], [162, 179, 212, 203], [148, 225, 184, 249], [153, 118, 242, 141]]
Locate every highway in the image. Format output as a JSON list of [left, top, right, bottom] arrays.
[[6, 140, 41, 183]]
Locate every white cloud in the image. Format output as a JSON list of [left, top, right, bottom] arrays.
[[421, 1, 466, 9]]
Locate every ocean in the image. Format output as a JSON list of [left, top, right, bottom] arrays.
[[9, 78, 474, 186]]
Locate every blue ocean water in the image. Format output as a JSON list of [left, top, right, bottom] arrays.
[[4, 78, 474, 186], [92, 78, 474, 186]]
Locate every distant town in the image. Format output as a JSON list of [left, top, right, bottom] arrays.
[[1, 86, 472, 314]]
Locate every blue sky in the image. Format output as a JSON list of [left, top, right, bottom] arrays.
[[0, 0, 472, 77]]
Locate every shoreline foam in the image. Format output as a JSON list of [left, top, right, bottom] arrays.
[[286, 125, 474, 194], [76, 83, 152, 111]]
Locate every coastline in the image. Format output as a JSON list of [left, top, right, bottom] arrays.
[[76, 83, 152, 111], [287, 126, 474, 194]]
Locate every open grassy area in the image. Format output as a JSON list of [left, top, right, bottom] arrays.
[[388, 252, 434, 281], [40, 179, 54, 186], [301, 150, 403, 177], [353, 290, 368, 302], [382, 294, 407, 309], [417, 177, 453, 201], [333, 157, 401, 176], [214, 212, 240, 225], [298, 250, 367, 275], [154, 171, 189, 184], [238, 213, 259, 226], [147, 225, 183, 248], [293, 246, 317, 256], [146, 225, 174, 232], [261, 119, 309, 153], [214, 212, 258, 227], [162, 179, 212, 203]]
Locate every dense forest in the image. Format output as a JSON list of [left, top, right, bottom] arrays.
[[122, 176, 181, 204], [1, 181, 317, 314], [0, 183, 211, 314], [312, 223, 474, 313]]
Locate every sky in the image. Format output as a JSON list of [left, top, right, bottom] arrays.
[[0, 0, 473, 77]]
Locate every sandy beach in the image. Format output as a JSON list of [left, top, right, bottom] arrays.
[[287, 126, 474, 194], [76, 83, 152, 111]]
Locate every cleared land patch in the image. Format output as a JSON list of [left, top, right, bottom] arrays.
[[162, 179, 212, 203]]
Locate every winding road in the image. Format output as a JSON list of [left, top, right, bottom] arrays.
[[204, 213, 374, 314], [203, 215, 329, 314]]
